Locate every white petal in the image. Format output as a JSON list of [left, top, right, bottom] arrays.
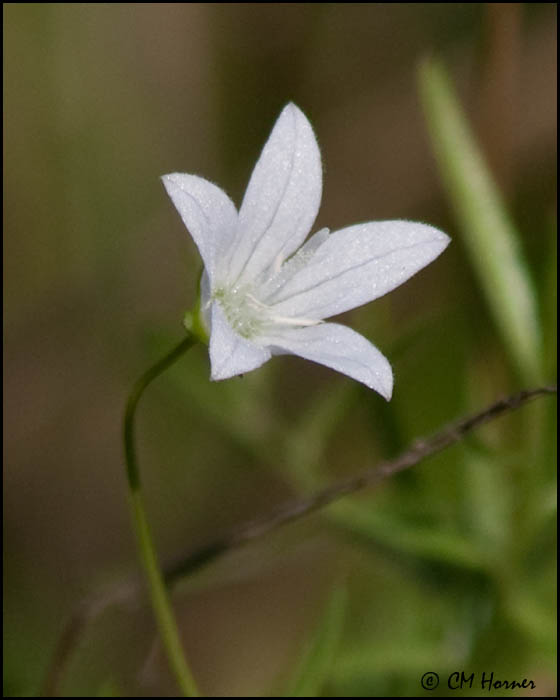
[[162, 173, 238, 283], [257, 228, 331, 299], [225, 103, 322, 286], [268, 221, 450, 319], [199, 269, 212, 331], [259, 323, 393, 399], [299, 227, 330, 255], [209, 302, 271, 380]]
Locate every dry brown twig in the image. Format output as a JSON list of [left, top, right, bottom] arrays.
[[41, 384, 557, 696]]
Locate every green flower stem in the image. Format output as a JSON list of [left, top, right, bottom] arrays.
[[124, 334, 200, 697]]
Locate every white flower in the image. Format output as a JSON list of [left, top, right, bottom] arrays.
[[162, 103, 449, 399]]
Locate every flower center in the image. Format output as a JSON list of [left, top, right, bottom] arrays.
[[213, 283, 322, 341], [213, 285, 264, 339]]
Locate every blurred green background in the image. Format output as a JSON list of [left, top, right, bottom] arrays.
[[4, 3, 556, 697]]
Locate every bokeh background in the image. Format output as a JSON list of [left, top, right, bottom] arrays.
[[4, 3, 557, 697]]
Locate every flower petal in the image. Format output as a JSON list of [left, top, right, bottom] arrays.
[[259, 322, 393, 399], [298, 227, 330, 255], [209, 302, 271, 380], [258, 228, 331, 299], [225, 103, 322, 286], [267, 221, 450, 319], [162, 173, 238, 283]]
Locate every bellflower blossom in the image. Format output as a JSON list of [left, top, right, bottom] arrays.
[[162, 103, 449, 399]]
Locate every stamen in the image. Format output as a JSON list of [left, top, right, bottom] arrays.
[[268, 314, 323, 327], [212, 286, 322, 340], [247, 293, 322, 327], [272, 252, 284, 276]]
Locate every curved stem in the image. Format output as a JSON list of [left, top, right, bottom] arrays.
[[43, 383, 556, 695], [124, 334, 200, 696]]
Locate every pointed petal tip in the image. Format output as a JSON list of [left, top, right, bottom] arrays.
[[209, 366, 230, 382], [368, 359, 393, 400], [360, 340, 393, 399], [282, 101, 299, 114], [285, 102, 315, 128], [433, 229, 452, 260], [379, 381, 393, 401], [422, 222, 451, 247], [437, 229, 452, 247], [276, 102, 313, 132], [370, 370, 393, 400], [400, 220, 450, 243], [160, 172, 185, 191]]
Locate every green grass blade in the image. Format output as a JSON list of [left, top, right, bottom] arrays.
[[419, 57, 543, 383], [286, 583, 348, 697], [329, 500, 487, 572]]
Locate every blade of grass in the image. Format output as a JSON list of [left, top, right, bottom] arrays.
[[419, 57, 543, 384], [285, 583, 347, 697], [329, 500, 487, 572]]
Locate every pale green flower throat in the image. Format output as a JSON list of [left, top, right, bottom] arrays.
[[213, 280, 322, 340], [213, 285, 264, 339]]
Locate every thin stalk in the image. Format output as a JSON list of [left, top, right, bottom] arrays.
[[123, 334, 200, 696]]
